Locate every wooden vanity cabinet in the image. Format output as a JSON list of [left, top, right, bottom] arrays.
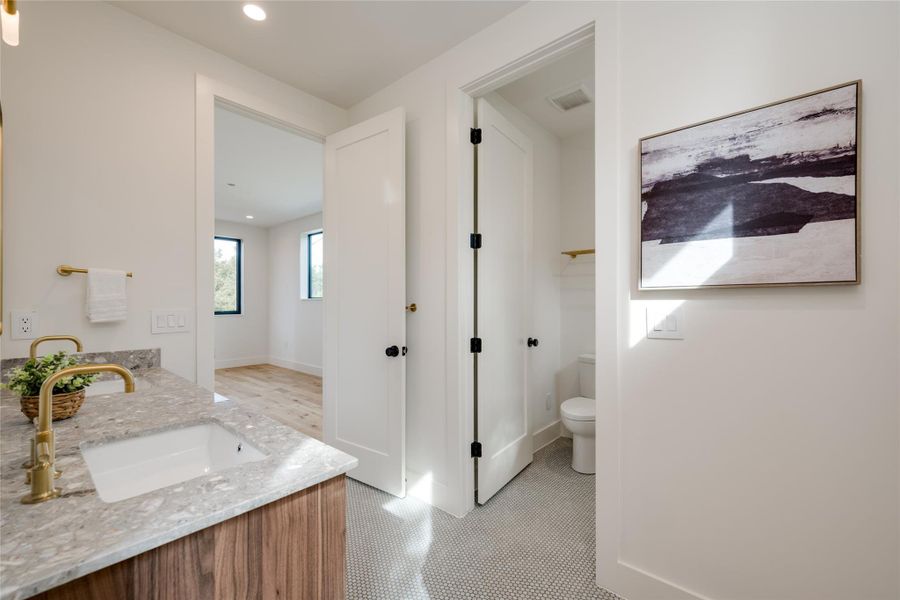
[[31, 475, 346, 600]]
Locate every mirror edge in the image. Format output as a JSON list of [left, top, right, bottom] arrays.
[[1, 99, 4, 336]]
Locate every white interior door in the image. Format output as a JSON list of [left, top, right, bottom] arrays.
[[323, 107, 406, 497], [475, 98, 533, 504]]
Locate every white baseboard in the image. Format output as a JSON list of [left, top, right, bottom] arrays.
[[215, 356, 269, 370], [532, 419, 562, 451], [267, 356, 323, 377], [214, 355, 323, 377]]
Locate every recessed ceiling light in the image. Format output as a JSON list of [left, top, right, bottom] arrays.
[[242, 4, 266, 21], [245, 215, 255, 220]]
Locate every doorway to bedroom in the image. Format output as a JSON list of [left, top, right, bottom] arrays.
[[212, 102, 325, 439]]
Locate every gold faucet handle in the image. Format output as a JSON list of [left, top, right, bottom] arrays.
[[22, 436, 35, 469], [35, 441, 51, 462], [23, 437, 61, 482]]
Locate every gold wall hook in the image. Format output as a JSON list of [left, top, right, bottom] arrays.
[[406, 303, 417, 313]]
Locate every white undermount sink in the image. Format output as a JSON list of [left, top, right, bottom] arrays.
[[81, 422, 267, 502]]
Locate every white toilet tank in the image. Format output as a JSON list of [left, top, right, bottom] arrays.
[[577, 354, 596, 398]]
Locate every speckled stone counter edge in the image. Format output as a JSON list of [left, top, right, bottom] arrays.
[[1, 348, 161, 383]]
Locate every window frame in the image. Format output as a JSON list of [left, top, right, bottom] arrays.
[[305, 229, 324, 300], [214, 235, 243, 316]]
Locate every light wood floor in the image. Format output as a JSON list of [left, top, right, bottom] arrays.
[[215, 364, 322, 440]]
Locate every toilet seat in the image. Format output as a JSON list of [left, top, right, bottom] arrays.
[[561, 397, 595, 421]]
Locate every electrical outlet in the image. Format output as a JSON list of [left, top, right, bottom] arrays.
[[10, 310, 39, 340]]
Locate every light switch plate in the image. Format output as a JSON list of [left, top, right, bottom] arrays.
[[646, 305, 685, 340], [151, 309, 191, 334]]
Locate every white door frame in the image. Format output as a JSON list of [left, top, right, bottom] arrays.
[[448, 18, 594, 518], [194, 75, 334, 390], [445, 16, 705, 600]]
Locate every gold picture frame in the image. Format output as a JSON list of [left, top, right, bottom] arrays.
[[638, 80, 861, 291]]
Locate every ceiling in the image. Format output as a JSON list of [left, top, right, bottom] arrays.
[[215, 104, 323, 227], [496, 44, 594, 139], [113, 1, 525, 108]]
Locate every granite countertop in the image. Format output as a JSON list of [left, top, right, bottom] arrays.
[[0, 368, 357, 600]]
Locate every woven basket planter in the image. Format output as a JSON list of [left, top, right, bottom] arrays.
[[19, 389, 86, 421]]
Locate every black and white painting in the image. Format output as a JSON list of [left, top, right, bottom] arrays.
[[640, 81, 859, 289]]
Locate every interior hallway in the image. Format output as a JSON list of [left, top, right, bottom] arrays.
[[215, 364, 322, 439]]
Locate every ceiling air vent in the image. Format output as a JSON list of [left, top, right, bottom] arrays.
[[547, 83, 593, 113]]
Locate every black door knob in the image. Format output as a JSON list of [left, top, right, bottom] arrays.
[[385, 345, 400, 357], [527, 337, 539, 348]]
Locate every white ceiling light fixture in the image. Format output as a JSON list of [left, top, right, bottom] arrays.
[[245, 215, 254, 220], [1, 0, 19, 47], [242, 3, 266, 22]]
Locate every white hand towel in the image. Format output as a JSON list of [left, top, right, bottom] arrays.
[[86, 268, 128, 323]]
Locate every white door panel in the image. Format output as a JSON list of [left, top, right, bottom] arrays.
[[476, 98, 533, 504], [324, 107, 406, 497]]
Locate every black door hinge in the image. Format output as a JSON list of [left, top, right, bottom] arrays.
[[470, 128, 482, 145], [469, 233, 482, 249], [470, 337, 482, 353], [471, 441, 482, 458]]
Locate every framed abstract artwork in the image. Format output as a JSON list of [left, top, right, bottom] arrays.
[[639, 81, 860, 290]]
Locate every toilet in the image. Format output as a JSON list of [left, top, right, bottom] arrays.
[[560, 353, 596, 474]]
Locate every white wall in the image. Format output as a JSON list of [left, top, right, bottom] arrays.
[[483, 92, 563, 445], [268, 212, 324, 376], [558, 130, 595, 405], [615, 4, 898, 600], [0, 1, 347, 379], [215, 212, 324, 375], [213, 220, 269, 369], [349, 2, 899, 598]]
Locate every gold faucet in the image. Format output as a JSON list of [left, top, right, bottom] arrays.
[[29, 335, 83, 359], [22, 335, 84, 473], [21, 364, 135, 504], [22, 335, 85, 478]]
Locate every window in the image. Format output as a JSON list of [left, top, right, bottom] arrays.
[[307, 231, 324, 299], [301, 229, 323, 300], [214, 236, 242, 314]]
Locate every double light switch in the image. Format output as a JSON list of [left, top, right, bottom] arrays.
[[646, 305, 685, 340]]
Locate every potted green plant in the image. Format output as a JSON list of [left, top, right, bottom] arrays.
[[5, 351, 97, 421]]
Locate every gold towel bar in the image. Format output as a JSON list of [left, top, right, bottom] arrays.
[[561, 249, 595, 259], [57, 265, 133, 278]]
